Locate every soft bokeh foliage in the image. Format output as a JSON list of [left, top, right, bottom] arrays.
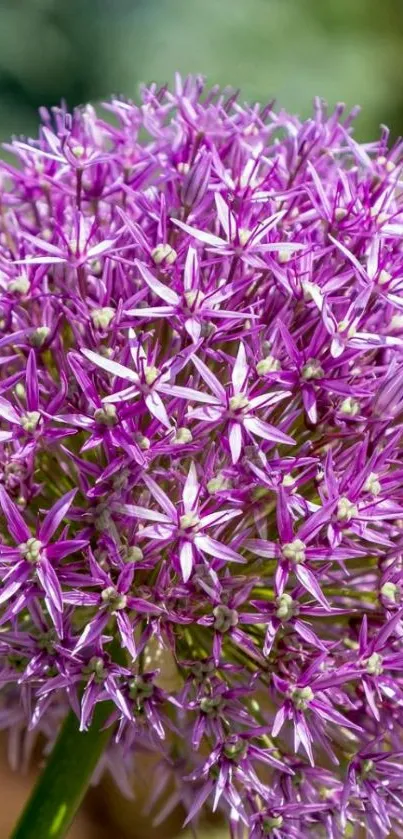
[[1, 0, 403, 140]]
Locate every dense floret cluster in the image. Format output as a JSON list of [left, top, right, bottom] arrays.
[[0, 76, 403, 837]]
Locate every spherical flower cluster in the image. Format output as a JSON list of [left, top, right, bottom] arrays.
[[0, 76, 403, 837]]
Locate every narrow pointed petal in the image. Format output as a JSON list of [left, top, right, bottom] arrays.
[[142, 473, 177, 521], [82, 349, 139, 383], [172, 218, 226, 247], [183, 246, 198, 291], [244, 416, 294, 446], [125, 306, 174, 318], [294, 564, 330, 610], [144, 390, 171, 429], [158, 382, 220, 404], [0, 563, 29, 604], [26, 350, 39, 411], [215, 192, 236, 241], [0, 487, 30, 543], [246, 539, 276, 558], [182, 462, 199, 513], [46, 539, 88, 560], [192, 354, 227, 402], [200, 509, 241, 528], [232, 343, 248, 394], [73, 612, 109, 653], [36, 558, 64, 613], [136, 260, 180, 305], [194, 534, 245, 563], [229, 421, 243, 464], [39, 489, 77, 543], [179, 540, 195, 582], [103, 385, 139, 404], [120, 504, 172, 524], [184, 317, 202, 342], [0, 396, 21, 425], [116, 611, 137, 660]]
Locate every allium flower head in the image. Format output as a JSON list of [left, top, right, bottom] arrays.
[[1, 76, 403, 837]]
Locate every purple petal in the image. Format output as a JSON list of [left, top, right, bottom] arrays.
[[231, 343, 248, 394], [126, 597, 164, 614], [272, 704, 287, 738], [294, 619, 327, 650], [294, 565, 330, 610], [276, 486, 294, 543], [179, 540, 195, 582], [0, 487, 30, 543], [136, 523, 175, 540], [46, 539, 88, 561], [194, 534, 244, 564], [87, 238, 117, 258], [36, 558, 63, 613], [143, 473, 177, 520], [0, 396, 21, 425], [248, 391, 291, 410], [246, 538, 276, 559], [122, 504, 172, 524], [172, 218, 226, 247], [158, 382, 220, 405], [103, 384, 139, 404], [374, 608, 403, 650], [26, 350, 39, 411], [244, 416, 294, 446], [126, 306, 173, 318], [184, 317, 202, 342], [215, 192, 236, 241], [0, 563, 29, 604], [200, 509, 241, 528], [39, 489, 77, 544], [81, 349, 139, 383], [136, 260, 180, 305], [229, 421, 243, 464], [144, 390, 171, 429], [80, 680, 100, 730], [312, 699, 362, 731], [192, 354, 226, 402], [73, 612, 109, 653], [116, 611, 137, 660], [182, 462, 199, 513]]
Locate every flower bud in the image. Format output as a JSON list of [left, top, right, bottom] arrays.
[[380, 581, 399, 603], [91, 307, 115, 329], [283, 539, 306, 564], [213, 605, 239, 632], [302, 359, 324, 380], [151, 244, 177, 265], [21, 411, 41, 432], [181, 152, 211, 208], [125, 546, 144, 563], [101, 587, 127, 612], [366, 652, 383, 676], [340, 397, 360, 417], [9, 275, 30, 295], [173, 427, 193, 445], [256, 356, 281, 376], [30, 326, 50, 347], [337, 497, 358, 522], [291, 685, 313, 710]]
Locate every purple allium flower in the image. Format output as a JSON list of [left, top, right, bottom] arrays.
[[1, 76, 403, 837]]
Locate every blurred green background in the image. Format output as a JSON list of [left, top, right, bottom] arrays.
[[1, 0, 403, 142]]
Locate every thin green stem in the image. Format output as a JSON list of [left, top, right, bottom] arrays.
[[11, 698, 115, 839], [11, 640, 127, 839]]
